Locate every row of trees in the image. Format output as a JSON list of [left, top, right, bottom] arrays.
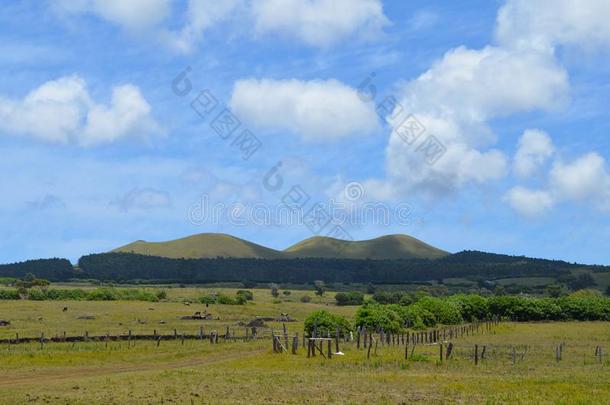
[[354, 292, 610, 332], [0, 286, 168, 302], [72, 251, 586, 284]]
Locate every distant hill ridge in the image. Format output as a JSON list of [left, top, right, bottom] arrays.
[[112, 233, 450, 260]]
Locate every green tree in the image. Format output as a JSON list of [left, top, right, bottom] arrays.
[[304, 310, 352, 336], [314, 280, 326, 297]]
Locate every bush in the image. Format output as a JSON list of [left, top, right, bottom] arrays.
[[335, 291, 364, 306], [448, 294, 490, 322], [304, 310, 352, 336], [393, 304, 435, 329], [0, 289, 20, 300], [198, 294, 216, 305], [413, 296, 463, 325], [372, 291, 404, 304], [216, 294, 238, 305], [282, 290, 291, 296], [236, 290, 254, 301], [365, 293, 610, 325], [198, 292, 247, 305], [300, 295, 311, 303], [354, 303, 403, 333]]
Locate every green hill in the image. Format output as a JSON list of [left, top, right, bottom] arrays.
[[284, 234, 448, 260], [112, 233, 448, 260], [112, 233, 283, 259]]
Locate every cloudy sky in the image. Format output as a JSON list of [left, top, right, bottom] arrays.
[[2, 0, 610, 264]]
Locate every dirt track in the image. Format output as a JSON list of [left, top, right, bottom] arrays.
[[0, 349, 264, 387]]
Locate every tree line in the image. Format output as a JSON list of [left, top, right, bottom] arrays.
[[0, 251, 606, 284]]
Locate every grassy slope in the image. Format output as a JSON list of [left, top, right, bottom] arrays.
[[284, 234, 449, 260], [113, 233, 284, 259], [112, 233, 449, 260]]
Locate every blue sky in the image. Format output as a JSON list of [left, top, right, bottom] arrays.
[[1, 0, 610, 264]]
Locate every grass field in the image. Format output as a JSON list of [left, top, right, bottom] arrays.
[[0, 288, 609, 404]]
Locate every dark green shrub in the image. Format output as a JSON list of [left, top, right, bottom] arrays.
[[0, 289, 20, 300], [335, 291, 364, 306], [236, 290, 254, 301], [414, 296, 463, 325], [354, 303, 403, 333], [304, 310, 352, 336]]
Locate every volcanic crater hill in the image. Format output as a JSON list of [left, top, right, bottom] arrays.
[[112, 233, 450, 260]]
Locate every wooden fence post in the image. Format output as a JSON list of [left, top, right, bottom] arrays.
[[335, 327, 340, 353], [474, 344, 479, 365], [292, 336, 298, 354], [439, 343, 443, 363]]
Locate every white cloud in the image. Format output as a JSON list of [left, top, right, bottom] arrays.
[[161, 0, 243, 53], [82, 84, 161, 146], [384, 45, 567, 194], [505, 186, 555, 217], [506, 152, 610, 216], [52, 0, 171, 31], [550, 153, 610, 207], [251, 0, 388, 47], [496, 0, 610, 51], [0, 75, 161, 146], [514, 129, 555, 177], [53, 0, 388, 52], [229, 78, 379, 140]]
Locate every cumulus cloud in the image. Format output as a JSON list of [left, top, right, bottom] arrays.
[[374, 0, 610, 199], [550, 153, 610, 208], [251, 0, 388, 47], [506, 151, 610, 216], [229, 78, 379, 140], [496, 0, 610, 51], [505, 187, 555, 217], [0, 75, 162, 146], [514, 129, 555, 177], [161, 0, 243, 53], [383, 45, 566, 194], [53, 0, 388, 52], [52, 0, 171, 31]]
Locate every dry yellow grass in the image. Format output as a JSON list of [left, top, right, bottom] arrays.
[[0, 290, 608, 404]]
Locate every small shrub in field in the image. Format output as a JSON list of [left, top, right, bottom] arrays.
[[198, 292, 247, 305], [335, 291, 364, 306], [236, 290, 254, 301], [282, 290, 291, 296], [216, 294, 238, 305], [300, 295, 311, 303], [0, 289, 20, 300], [304, 310, 352, 336], [199, 295, 216, 305]]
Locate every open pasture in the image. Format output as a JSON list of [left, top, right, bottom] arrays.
[[0, 289, 609, 404]]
